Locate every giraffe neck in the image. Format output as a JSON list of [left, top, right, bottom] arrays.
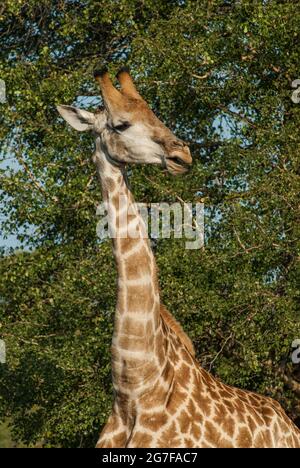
[[94, 140, 166, 397]]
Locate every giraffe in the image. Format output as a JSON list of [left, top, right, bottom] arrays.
[[57, 67, 300, 448]]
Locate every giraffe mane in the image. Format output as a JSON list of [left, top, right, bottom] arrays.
[[160, 304, 195, 357]]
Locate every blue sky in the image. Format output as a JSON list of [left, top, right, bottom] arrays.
[[0, 155, 22, 250], [0, 233, 19, 249]]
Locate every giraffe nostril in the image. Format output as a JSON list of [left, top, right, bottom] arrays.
[[172, 140, 185, 148]]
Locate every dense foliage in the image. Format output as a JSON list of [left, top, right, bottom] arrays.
[[0, 0, 299, 447]]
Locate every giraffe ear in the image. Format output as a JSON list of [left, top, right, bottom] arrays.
[[57, 105, 96, 131]]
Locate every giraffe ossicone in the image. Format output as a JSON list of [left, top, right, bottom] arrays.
[[57, 68, 300, 448]]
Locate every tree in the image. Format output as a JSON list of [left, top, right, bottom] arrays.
[[0, 0, 299, 447]]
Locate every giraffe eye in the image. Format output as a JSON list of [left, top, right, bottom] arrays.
[[113, 122, 131, 132]]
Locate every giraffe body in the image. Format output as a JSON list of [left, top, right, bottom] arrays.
[[98, 322, 300, 448], [94, 145, 300, 449], [57, 68, 300, 449]]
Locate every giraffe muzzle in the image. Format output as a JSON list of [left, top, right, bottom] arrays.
[[165, 146, 192, 175], [165, 156, 191, 175]]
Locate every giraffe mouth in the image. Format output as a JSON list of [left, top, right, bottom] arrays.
[[165, 155, 191, 175]]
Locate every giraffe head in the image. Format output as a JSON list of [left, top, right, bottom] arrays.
[[57, 67, 192, 175]]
